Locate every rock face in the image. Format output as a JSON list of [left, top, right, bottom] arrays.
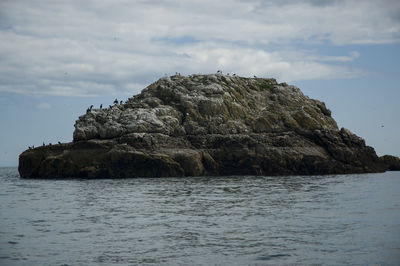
[[379, 155, 400, 171], [19, 74, 394, 178]]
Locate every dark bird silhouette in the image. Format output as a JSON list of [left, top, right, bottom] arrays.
[[120, 100, 123, 104], [113, 99, 118, 104], [90, 105, 93, 110], [100, 104, 102, 109], [42, 142, 45, 146], [58, 141, 61, 144]]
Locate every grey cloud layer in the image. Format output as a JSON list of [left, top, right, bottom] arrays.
[[0, 0, 399, 96]]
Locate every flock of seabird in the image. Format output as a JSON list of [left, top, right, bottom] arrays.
[[27, 71, 387, 151], [86, 98, 124, 113], [29, 99, 126, 149]]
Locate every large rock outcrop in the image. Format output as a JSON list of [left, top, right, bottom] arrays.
[[19, 74, 394, 178]]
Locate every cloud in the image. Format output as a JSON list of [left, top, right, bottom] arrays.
[[0, 0, 398, 96], [318, 51, 360, 62]]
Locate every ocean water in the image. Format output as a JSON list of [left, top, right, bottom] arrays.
[[0, 168, 399, 266]]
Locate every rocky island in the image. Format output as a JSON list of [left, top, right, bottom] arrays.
[[19, 74, 400, 178]]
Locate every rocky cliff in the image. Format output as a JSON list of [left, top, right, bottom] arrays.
[[19, 74, 394, 178]]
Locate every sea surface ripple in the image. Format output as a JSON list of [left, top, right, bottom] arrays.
[[1, 168, 399, 265]]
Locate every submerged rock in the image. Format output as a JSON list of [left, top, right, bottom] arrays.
[[19, 74, 395, 178]]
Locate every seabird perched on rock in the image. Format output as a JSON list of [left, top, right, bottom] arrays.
[[120, 100, 123, 104], [90, 105, 93, 110], [58, 141, 61, 144], [114, 99, 118, 104], [100, 104, 102, 109], [254, 75, 257, 78], [42, 142, 45, 146]]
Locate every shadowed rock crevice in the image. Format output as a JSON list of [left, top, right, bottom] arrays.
[[19, 74, 396, 178]]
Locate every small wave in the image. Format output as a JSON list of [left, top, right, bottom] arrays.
[[256, 253, 291, 261]]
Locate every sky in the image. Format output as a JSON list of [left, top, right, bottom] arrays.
[[0, 0, 399, 166]]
